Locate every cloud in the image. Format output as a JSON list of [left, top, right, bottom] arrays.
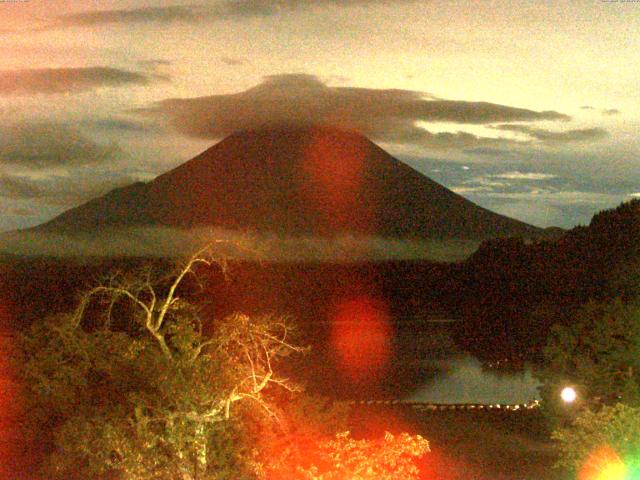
[[53, 1, 420, 28], [491, 124, 608, 144], [0, 176, 43, 200], [579, 106, 619, 116], [0, 206, 37, 217], [457, 187, 629, 228], [477, 189, 622, 205], [137, 59, 173, 76], [481, 201, 567, 230], [137, 74, 568, 149], [377, 128, 527, 150], [0, 67, 164, 96], [451, 186, 495, 194], [366, 127, 529, 151], [461, 177, 508, 188], [630, 193, 640, 198], [0, 226, 477, 261], [463, 147, 519, 159], [491, 171, 557, 181], [56, 5, 208, 27], [0, 122, 120, 169], [138, 59, 172, 67], [453, 172, 557, 197], [0, 172, 139, 206], [406, 152, 638, 229], [220, 56, 248, 66], [81, 117, 154, 133], [220, 0, 421, 16]]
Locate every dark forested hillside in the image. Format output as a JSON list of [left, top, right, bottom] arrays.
[[451, 199, 640, 361]]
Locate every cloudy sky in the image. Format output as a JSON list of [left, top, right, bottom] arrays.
[[1, 0, 639, 232]]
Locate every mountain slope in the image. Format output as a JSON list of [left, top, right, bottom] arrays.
[[33, 127, 542, 240]]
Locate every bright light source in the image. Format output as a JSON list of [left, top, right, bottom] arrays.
[[561, 386, 577, 403]]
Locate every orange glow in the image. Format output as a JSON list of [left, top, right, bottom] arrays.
[[329, 296, 392, 382], [301, 127, 373, 233], [579, 445, 628, 480], [260, 411, 428, 479], [349, 405, 441, 479], [0, 296, 11, 326], [351, 405, 414, 438], [0, 300, 22, 477]]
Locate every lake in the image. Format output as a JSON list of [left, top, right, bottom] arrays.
[[406, 354, 541, 404]]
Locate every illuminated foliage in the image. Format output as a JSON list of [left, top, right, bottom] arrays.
[[552, 403, 640, 479], [247, 392, 353, 464], [258, 430, 430, 480], [536, 299, 640, 425], [19, 244, 303, 480], [537, 297, 640, 478], [234, 390, 430, 480]]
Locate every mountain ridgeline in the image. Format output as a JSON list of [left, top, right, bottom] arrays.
[[33, 127, 543, 241]]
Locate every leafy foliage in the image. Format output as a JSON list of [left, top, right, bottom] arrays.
[[17, 242, 435, 480], [259, 430, 429, 480], [552, 403, 640, 477], [535, 299, 640, 426], [19, 246, 303, 480], [535, 296, 640, 476]]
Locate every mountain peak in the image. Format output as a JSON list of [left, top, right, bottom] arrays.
[[33, 127, 542, 241]]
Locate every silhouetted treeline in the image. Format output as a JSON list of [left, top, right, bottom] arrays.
[[1, 199, 638, 375], [450, 199, 640, 362]]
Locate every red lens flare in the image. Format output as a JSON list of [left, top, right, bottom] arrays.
[[0, 300, 22, 477], [329, 296, 392, 382], [301, 127, 373, 232]]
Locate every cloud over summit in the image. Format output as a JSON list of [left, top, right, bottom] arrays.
[[139, 74, 569, 149]]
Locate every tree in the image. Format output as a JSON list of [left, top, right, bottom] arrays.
[[19, 243, 304, 480], [257, 430, 429, 480], [534, 298, 640, 477], [535, 299, 640, 426], [219, 387, 430, 479], [552, 403, 640, 479], [242, 391, 353, 473]]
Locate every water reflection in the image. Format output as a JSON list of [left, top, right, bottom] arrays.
[[406, 355, 541, 404]]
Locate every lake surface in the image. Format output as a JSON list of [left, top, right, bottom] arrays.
[[309, 317, 544, 403], [406, 354, 541, 404]]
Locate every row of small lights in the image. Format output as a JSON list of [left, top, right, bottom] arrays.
[[349, 387, 578, 411], [411, 401, 541, 412], [348, 399, 542, 411]]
